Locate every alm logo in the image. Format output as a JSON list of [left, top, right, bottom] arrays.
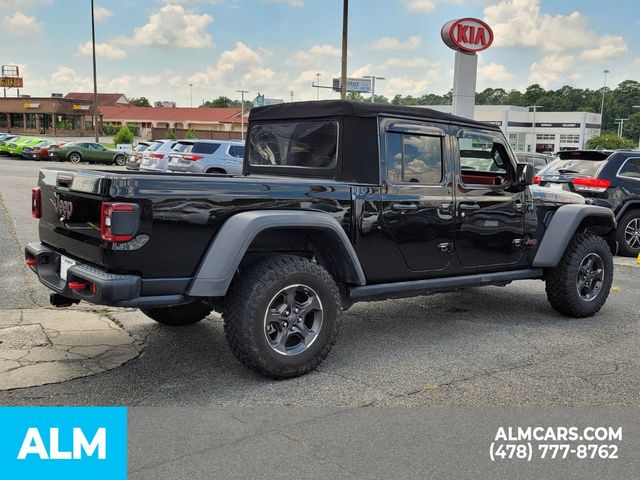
[[17, 427, 107, 460]]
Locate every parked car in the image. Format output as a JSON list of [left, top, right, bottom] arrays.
[[49, 141, 128, 165], [26, 101, 616, 379], [22, 140, 55, 160], [167, 140, 245, 175], [138, 139, 180, 172], [515, 152, 555, 173], [536, 149, 640, 257], [0, 136, 27, 155], [8, 137, 48, 157], [29, 140, 66, 161], [125, 141, 152, 170]]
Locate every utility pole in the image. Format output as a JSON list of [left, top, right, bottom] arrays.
[[236, 89, 249, 141], [615, 118, 627, 137], [316, 73, 321, 100], [340, 0, 348, 100], [600, 69, 610, 132], [91, 0, 99, 142], [527, 105, 542, 153], [290, 90, 294, 102], [189, 83, 193, 107]]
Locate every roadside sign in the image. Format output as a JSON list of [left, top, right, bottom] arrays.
[[441, 18, 494, 53], [332, 77, 372, 93]]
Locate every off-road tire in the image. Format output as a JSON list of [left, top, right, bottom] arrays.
[[68, 152, 82, 163], [545, 233, 613, 318], [114, 155, 126, 166], [141, 301, 212, 326], [616, 209, 640, 257], [223, 254, 342, 379]]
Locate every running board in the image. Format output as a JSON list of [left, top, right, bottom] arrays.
[[347, 268, 544, 304]]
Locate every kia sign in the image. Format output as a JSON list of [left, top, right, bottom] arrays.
[[441, 18, 493, 53]]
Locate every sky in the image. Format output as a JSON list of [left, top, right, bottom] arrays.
[[2, 0, 638, 106]]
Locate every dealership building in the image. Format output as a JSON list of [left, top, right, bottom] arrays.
[[426, 104, 602, 153]]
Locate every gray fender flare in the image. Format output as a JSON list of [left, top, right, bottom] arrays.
[[616, 200, 640, 220], [532, 204, 616, 268], [188, 210, 367, 297]]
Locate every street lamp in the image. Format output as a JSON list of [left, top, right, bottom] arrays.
[[600, 69, 610, 130], [615, 118, 628, 138], [90, 0, 99, 142], [340, 0, 348, 100], [526, 105, 543, 153], [363, 75, 385, 103], [236, 89, 249, 141], [315, 73, 321, 100], [189, 83, 193, 107]]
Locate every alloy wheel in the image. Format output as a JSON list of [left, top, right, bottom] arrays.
[[576, 253, 605, 302], [263, 284, 323, 356], [624, 218, 640, 249]]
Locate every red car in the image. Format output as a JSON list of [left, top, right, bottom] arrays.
[[32, 141, 66, 161]]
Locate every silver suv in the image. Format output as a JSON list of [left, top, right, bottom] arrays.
[[167, 140, 245, 175], [139, 139, 181, 172]]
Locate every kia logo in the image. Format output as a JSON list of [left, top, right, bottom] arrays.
[[53, 195, 73, 221], [441, 18, 494, 53]]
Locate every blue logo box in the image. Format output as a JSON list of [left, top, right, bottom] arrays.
[[0, 407, 127, 479]]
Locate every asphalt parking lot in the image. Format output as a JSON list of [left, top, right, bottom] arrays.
[[1, 157, 639, 407]]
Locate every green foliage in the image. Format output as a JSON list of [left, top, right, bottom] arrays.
[[114, 125, 134, 145], [102, 124, 120, 135], [201, 96, 233, 108], [185, 128, 196, 139], [129, 97, 151, 107], [164, 128, 176, 140], [586, 133, 636, 150]]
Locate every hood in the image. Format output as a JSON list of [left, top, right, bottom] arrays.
[[531, 185, 585, 205]]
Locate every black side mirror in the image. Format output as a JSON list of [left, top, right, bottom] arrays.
[[516, 162, 535, 186]]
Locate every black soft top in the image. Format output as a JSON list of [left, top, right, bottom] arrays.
[[249, 100, 500, 131]]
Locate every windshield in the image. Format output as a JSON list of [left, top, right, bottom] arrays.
[[249, 120, 338, 168], [542, 158, 607, 176], [147, 141, 164, 152], [173, 142, 191, 152]]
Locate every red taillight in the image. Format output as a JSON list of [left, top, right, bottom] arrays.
[[572, 177, 611, 193], [32, 187, 41, 218], [68, 281, 88, 291], [150, 153, 164, 159], [182, 154, 203, 161], [533, 175, 540, 184], [101, 202, 137, 242], [26, 257, 37, 266]]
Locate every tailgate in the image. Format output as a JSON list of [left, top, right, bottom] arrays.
[[37, 168, 113, 267]]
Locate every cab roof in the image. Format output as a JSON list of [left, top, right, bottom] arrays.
[[249, 100, 500, 131]]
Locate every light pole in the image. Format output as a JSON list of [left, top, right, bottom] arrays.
[[315, 73, 321, 100], [615, 118, 627, 138], [236, 89, 249, 141], [363, 75, 385, 103], [600, 69, 610, 131], [527, 105, 542, 153], [90, 0, 99, 142], [189, 83, 193, 107], [340, 0, 348, 100]]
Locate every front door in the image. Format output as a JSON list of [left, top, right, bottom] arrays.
[[454, 129, 526, 269], [379, 119, 455, 274]]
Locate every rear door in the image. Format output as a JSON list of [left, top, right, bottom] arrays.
[[453, 129, 526, 269], [378, 118, 455, 273]]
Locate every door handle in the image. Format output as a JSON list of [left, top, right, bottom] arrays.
[[392, 203, 418, 212], [459, 203, 480, 211]]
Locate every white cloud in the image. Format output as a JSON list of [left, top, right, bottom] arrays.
[[93, 6, 113, 22], [381, 57, 430, 69], [580, 35, 627, 61], [478, 62, 513, 82], [528, 53, 574, 87], [401, 0, 435, 12], [3, 11, 42, 33], [0, 0, 51, 6], [351, 64, 372, 77], [265, 0, 304, 6], [370, 35, 422, 51], [77, 41, 127, 60], [125, 4, 213, 48], [286, 44, 341, 66]]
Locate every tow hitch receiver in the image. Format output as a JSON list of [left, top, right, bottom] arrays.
[[50, 293, 80, 308]]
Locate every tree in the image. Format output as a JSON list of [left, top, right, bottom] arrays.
[[113, 126, 134, 145], [346, 92, 366, 102], [185, 128, 196, 139], [201, 96, 233, 108], [623, 112, 640, 145], [130, 97, 151, 107], [164, 128, 176, 140], [586, 133, 636, 150]]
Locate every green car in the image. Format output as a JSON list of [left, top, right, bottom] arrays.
[[8, 137, 47, 156], [0, 136, 27, 155], [50, 141, 128, 166]]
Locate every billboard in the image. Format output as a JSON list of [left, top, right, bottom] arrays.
[[0, 77, 24, 88], [332, 77, 372, 93]]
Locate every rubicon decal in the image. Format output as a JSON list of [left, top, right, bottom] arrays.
[[441, 17, 494, 53]]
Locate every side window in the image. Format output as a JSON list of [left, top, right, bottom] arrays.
[[458, 135, 512, 187], [229, 145, 245, 158], [386, 133, 443, 184], [619, 158, 640, 179]]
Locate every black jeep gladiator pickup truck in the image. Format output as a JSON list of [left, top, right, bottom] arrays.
[[26, 101, 617, 379]]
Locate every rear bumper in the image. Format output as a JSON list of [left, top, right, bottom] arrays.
[[25, 242, 190, 308]]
